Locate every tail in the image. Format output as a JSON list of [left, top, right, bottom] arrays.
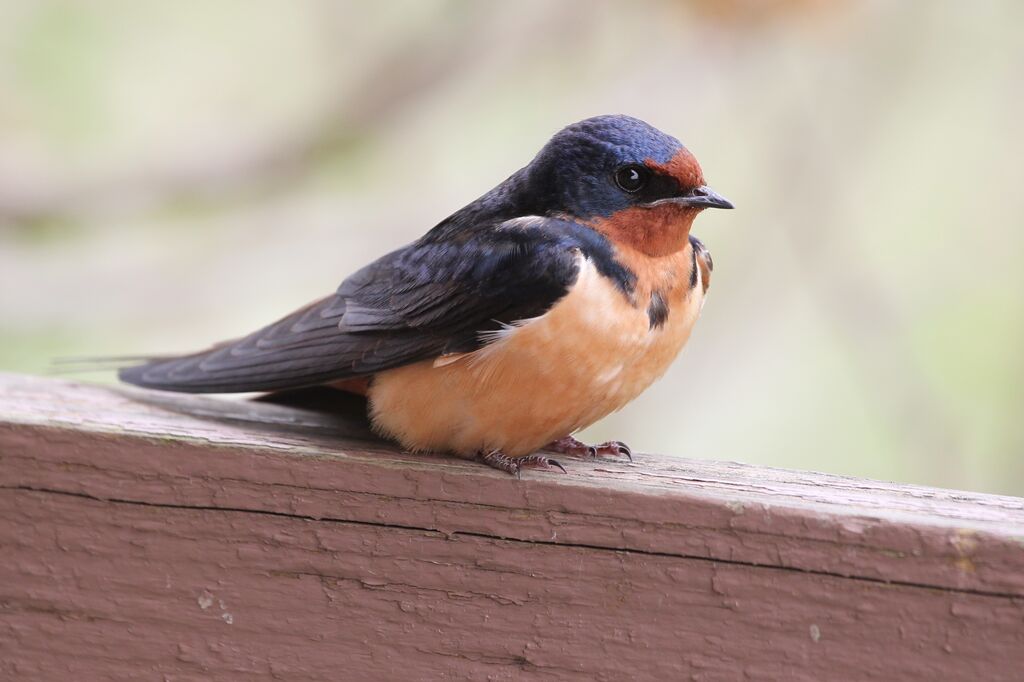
[[114, 295, 369, 394], [115, 344, 365, 394], [49, 354, 173, 377]]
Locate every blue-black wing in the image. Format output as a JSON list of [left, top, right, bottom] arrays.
[[119, 217, 627, 393]]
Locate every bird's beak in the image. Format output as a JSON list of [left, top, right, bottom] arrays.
[[674, 185, 734, 210]]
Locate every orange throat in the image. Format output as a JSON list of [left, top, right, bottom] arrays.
[[590, 147, 707, 257], [590, 204, 699, 257]]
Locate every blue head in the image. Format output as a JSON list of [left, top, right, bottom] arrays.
[[521, 115, 732, 220]]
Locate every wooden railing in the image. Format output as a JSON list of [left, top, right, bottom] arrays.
[[1, 372, 1022, 680]]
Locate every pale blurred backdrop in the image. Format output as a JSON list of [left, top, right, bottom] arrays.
[[1, 1, 1022, 494]]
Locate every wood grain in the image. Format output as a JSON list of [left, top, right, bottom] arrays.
[[1, 373, 1023, 680]]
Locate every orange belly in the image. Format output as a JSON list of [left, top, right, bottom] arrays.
[[368, 249, 706, 457]]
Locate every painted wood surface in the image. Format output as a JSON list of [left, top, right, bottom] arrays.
[[1, 373, 1022, 680]]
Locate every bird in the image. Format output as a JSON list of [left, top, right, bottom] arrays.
[[119, 114, 733, 476]]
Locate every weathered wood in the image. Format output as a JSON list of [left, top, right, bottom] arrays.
[[1, 372, 1022, 680]]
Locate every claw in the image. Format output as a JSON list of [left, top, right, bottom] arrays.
[[603, 440, 632, 462], [546, 458, 568, 474], [545, 436, 633, 462], [477, 449, 567, 477]]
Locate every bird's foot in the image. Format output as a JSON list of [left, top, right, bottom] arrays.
[[544, 435, 632, 462], [476, 449, 566, 478]]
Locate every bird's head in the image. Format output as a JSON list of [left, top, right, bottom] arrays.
[[524, 115, 733, 256]]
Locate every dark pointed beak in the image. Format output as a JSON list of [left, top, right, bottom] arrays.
[[677, 185, 734, 210]]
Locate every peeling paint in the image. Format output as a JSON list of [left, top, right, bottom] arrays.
[[951, 530, 980, 574]]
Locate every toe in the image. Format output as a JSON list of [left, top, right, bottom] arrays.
[[589, 441, 632, 461], [520, 454, 568, 474]]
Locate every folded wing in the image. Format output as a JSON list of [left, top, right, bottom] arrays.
[[118, 217, 587, 393]]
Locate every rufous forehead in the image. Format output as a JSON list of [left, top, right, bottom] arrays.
[[644, 149, 705, 189]]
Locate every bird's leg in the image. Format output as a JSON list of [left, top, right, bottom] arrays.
[[544, 435, 632, 462], [476, 449, 566, 478]]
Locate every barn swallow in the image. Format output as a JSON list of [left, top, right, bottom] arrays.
[[120, 115, 733, 476]]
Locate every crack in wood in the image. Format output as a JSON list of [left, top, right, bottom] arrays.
[[5, 483, 1021, 602]]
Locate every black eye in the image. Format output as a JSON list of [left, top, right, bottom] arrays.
[[614, 165, 649, 193]]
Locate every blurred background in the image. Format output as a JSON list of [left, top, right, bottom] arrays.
[[1, 0, 1021, 494]]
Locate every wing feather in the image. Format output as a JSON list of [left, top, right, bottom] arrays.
[[119, 217, 592, 393]]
